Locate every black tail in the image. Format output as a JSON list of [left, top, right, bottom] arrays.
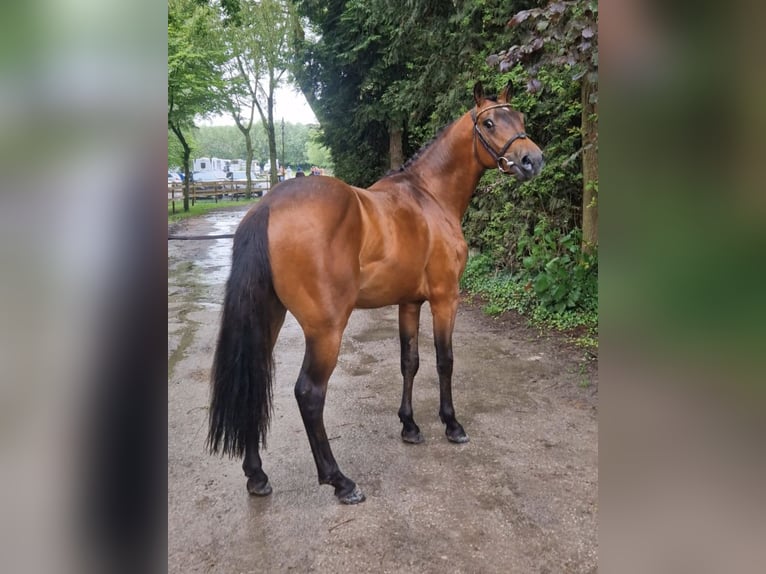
[[207, 206, 281, 457]]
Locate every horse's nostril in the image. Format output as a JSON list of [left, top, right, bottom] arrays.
[[521, 155, 533, 170]]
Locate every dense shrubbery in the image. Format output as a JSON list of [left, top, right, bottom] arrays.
[[292, 0, 597, 341], [461, 66, 597, 343], [461, 229, 596, 331]]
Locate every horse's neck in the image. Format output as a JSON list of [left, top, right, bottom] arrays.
[[408, 115, 485, 221]]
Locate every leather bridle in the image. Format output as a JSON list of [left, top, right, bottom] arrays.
[[471, 104, 528, 174]]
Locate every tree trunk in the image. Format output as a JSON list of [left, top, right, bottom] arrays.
[[389, 122, 404, 170], [182, 150, 191, 212], [267, 93, 278, 187], [581, 78, 598, 254], [245, 131, 253, 199], [268, 125, 278, 186], [170, 122, 192, 212]]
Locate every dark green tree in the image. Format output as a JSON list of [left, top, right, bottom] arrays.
[[292, 1, 389, 185], [168, 0, 226, 211], [292, 0, 521, 185]]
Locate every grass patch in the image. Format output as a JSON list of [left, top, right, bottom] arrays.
[[168, 197, 260, 223], [460, 253, 598, 350]]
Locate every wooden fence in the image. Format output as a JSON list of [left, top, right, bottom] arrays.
[[168, 178, 272, 210]]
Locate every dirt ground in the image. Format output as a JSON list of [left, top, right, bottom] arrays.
[[168, 205, 598, 574]]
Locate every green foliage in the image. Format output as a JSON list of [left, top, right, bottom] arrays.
[[306, 127, 334, 171], [168, 0, 226, 130], [168, 0, 228, 209], [191, 125, 251, 161], [282, 122, 311, 168], [292, 0, 518, 184], [291, 0, 598, 340], [168, 129, 194, 170], [497, 0, 599, 255], [518, 220, 597, 314], [460, 244, 597, 340], [463, 65, 582, 265], [291, 0, 393, 185], [460, 215, 597, 340], [458, 63, 597, 340], [187, 122, 311, 168], [217, 0, 299, 184]]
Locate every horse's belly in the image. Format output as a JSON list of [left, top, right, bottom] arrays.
[[355, 262, 426, 308]]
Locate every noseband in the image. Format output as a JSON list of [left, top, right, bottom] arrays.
[[472, 104, 528, 174]]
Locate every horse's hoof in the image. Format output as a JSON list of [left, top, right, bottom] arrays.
[[246, 477, 273, 496], [446, 428, 470, 443], [401, 429, 425, 444], [338, 486, 366, 505]]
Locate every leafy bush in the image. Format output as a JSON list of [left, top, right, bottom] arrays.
[[461, 223, 597, 339], [518, 220, 597, 314], [463, 65, 583, 269], [459, 64, 597, 344]]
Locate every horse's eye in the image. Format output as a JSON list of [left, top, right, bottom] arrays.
[[483, 119, 494, 129]]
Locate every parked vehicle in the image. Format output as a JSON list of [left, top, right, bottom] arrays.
[[226, 171, 269, 197], [192, 170, 228, 183], [190, 170, 228, 198]]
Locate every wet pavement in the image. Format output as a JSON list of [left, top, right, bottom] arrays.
[[168, 205, 598, 573]]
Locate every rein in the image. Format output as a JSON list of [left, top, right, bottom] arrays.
[[471, 104, 528, 174]]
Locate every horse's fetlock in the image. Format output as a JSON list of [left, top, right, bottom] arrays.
[[439, 409, 455, 424]]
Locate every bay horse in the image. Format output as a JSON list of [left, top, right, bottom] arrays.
[[207, 81, 543, 504]]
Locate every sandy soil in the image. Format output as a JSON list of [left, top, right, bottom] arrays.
[[168, 206, 597, 573]]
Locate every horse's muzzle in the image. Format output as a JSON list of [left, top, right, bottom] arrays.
[[521, 152, 544, 177]]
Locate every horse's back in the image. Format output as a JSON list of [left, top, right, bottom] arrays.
[[251, 175, 360, 222]]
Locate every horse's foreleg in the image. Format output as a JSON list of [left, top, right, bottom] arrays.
[[295, 330, 365, 504], [431, 297, 469, 443], [398, 302, 424, 443]]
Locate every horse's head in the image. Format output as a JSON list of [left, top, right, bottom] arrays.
[[472, 81, 544, 181]]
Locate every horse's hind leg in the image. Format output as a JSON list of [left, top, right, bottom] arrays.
[[243, 447, 271, 496], [295, 327, 365, 504], [398, 302, 425, 444], [243, 304, 286, 496]]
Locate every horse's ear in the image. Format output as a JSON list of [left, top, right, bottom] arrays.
[[473, 82, 485, 105], [499, 79, 513, 103]]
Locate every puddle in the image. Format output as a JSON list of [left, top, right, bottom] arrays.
[[196, 211, 244, 287]]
